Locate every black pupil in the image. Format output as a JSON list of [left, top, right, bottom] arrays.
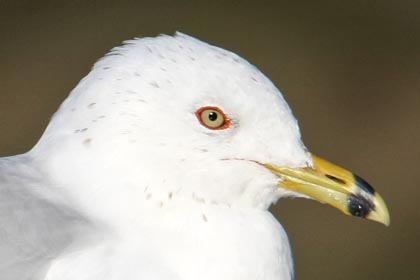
[[208, 111, 218, 121]]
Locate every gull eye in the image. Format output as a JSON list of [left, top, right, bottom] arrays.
[[196, 106, 231, 130]]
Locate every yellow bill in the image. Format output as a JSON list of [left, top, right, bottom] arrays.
[[264, 154, 390, 226]]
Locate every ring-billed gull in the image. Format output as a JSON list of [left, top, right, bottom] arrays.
[[0, 33, 389, 280]]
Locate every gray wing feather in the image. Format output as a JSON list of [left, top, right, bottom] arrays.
[[0, 156, 91, 280]]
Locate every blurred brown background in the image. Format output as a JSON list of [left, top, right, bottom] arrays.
[[0, 1, 418, 279]]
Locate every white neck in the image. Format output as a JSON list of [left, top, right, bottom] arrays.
[[46, 202, 293, 280]]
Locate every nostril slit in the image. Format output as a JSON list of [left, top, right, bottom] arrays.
[[325, 174, 346, 184]]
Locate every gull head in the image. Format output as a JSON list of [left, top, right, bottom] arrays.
[[31, 33, 389, 226]]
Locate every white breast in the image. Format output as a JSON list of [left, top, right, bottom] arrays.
[[45, 204, 293, 280]]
